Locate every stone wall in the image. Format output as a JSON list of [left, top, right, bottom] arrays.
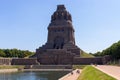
[[0, 58, 39, 65], [37, 49, 75, 65], [73, 57, 103, 65], [0, 56, 111, 65], [102, 55, 111, 64], [11, 58, 39, 65], [0, 58, 12, 65]]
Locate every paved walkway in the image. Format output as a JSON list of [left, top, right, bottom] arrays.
[[0, 69, 18, 73], [94, 65, 120, 80], [58, 69, 81, 80]]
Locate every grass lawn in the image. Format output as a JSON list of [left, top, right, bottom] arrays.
[[77, 66, 116, 80], [0, 65, 25, 69], [81, 52, 94, 58]]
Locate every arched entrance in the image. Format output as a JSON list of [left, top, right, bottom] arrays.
[[53, 36, 64, 49]]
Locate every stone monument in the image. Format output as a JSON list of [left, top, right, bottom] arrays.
[[33, 5, 81, 64]]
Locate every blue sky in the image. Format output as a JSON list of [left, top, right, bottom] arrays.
[[0, 0, 120, 53]]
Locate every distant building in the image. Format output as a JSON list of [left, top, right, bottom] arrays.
[[32, 5, 81, 64]]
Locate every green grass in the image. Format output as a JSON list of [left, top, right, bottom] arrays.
[[0, 65, 25, 69], [81, 51, 94, 58], [72, 65, 87, 69], [77, 66, 116, 80]]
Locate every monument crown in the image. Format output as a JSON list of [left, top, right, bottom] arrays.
[[57, 5, 66, 11], [51, 5, 72, 22]]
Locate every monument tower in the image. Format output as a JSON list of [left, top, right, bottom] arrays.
[[33, 5, 81, 64]]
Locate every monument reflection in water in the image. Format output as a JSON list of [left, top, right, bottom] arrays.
[[0, 71, 69, 80]]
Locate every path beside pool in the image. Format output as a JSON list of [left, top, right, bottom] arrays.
[[58, 69, 81, 80], [93, 65, 120, 80]]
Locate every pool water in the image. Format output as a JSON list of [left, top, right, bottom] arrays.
[[0, 71, 69, 80]]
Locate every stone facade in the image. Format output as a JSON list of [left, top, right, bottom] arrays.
[[73, 57, 103, 65], [0, 56, 111, 65], [0, 58, 39, 65], [32, 5, 81, 64], [11, 58, 39, 65], [0, 58, 12, 65]]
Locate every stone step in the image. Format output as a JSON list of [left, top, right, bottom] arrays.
[[25, 65, 72, 69]]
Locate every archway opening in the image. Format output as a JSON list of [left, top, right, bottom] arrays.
[[53, 36, 64, 49]]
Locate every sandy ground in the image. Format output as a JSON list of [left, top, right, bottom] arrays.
[[94, 65, 120, 80], [0, 69, 18, 73], [59, 69, 81, 80]]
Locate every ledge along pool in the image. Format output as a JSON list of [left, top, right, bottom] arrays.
[[0, 71, 69, 80]]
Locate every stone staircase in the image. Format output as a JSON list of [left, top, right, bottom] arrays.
[[63, 43, 80, 56]]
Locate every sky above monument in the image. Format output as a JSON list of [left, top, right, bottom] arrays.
[[0, 0, 120, 53]]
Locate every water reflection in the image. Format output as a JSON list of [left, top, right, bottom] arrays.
[[0, 71, 69, 80]]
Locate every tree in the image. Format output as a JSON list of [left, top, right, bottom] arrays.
[[94, 40, 120, 60], [0, 49, 35, 58], [0, 49, 6, 57]]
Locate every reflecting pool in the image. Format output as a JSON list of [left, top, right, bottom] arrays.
[[0, 71, 69, 80]]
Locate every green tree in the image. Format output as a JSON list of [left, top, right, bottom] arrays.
[[94, 40, 120, 60], [0, 49, 34, 58], [0, 49, 6, 57]]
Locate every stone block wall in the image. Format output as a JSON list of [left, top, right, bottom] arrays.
[[11, 58, 39, 65], [0, 58, 12, 65], [37, 49, 75, 65], [0, 56, 111, 65], [102, 55, 111, 64], [73, 57, 103, 65]]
